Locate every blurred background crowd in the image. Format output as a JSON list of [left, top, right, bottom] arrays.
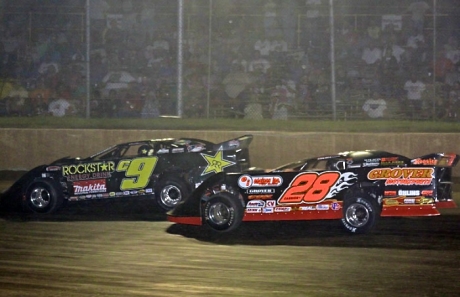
[[0, 0, 459, 120]]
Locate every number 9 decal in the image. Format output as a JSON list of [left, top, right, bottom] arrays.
[[278, 172, 340, 204], [117, 157, 158, 190]]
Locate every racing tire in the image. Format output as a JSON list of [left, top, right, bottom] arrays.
[[155, 178, 190, 211], [25, 180, 64, 214], [202, 192, 243, 232], [341, 195, 379, 234]]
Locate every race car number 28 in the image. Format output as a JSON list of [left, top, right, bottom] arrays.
[[116, 157, 158, 190], [278, 172, 340, 204]]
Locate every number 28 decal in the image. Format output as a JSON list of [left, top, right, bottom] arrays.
[[116, 157, 158, 190], [278, 172, 340, 204]]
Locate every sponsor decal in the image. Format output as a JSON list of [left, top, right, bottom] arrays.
[[316, 204, 330, 210], [299, 205, 316, 211], [63, 162, 115, 176], [364, 158, 381, 163], [404, 198, 416, 204], [380, 157, 405, 166], [201, 147, 236, 175], [246, 208, 262, 213], [247, 188, 276, 194], [157, 148, 169, 154], [172, 148, 185, 153], [246, 200, 265, 208], [248, 195, 274, 200], [412, 158, 437, 166], [384, 190, 397, 196], [398, 190, 420, 196], [66, 171, 112, 181], [262, 207, 274, 213], [187, 144, 205, 152], [348, 164, 361, 168], [46, 166, 61, 172], [228, 140, 240, 147], [419, 198, 434, 204], [73, 179, 107, 195], [266, 200, 276, 207], [238, 175, 283, 189], [331, 202, 341, 210], [363, 158, 381, 167], [109, 192, 116, 197], [421, 190, 433, 196], [277, 171, 357, 204], [146, 188, 153, 194], [384, 199, 399, 205], [367, 168, 434, 186], [123, 191, 130, 195], [275, 207, 291, 212]]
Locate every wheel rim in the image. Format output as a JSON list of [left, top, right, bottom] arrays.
[[208, 202, 232, 226], [30, 186, 51, 209], [345, 202, 369, 228], [160, 185, 182, 208]]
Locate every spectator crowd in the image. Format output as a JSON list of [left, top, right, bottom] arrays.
[[0, 0, 459, 120]]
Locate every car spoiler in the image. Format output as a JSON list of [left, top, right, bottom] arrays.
[[213, 134, 253, 151], [411, 153, 459, 167]]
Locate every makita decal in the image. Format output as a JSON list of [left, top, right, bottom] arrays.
[[73, 179, 107, 195]]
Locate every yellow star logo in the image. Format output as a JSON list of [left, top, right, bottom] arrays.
[[100, 162, 109, 171], [201, 147, 236, 175]]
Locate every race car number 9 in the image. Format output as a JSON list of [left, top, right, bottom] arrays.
[[116, 157, 158, 190], [278, 172, 340, 204]]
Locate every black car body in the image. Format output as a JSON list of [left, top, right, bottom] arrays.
[[1, 135, 253, 213], [167, 150, 459, 234]]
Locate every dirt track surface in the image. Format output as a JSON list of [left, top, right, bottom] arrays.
[[1, 177, 460, 297]]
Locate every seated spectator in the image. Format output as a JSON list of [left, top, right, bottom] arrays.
[[48, 98, 76, 117], [248, 51, 271, 75], [244, 94, 264, 120], [361, 41, 382, 65], [362, 92, 387, 118], [141, 91, 161, 119], [29, 78, 53, 115], [101, 70, 137, 97], [6, 82, 29, 116], [403, 73, 426, 117]]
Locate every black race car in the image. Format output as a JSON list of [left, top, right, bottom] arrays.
[[167, 150, 459, 234], [1, 135, 253, 214]]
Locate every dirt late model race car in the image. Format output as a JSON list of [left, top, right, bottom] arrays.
[[167, 150, 459, 234], [1, 135, 253, 214]]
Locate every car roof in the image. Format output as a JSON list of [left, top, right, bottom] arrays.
[[320, 150, 409, 162]]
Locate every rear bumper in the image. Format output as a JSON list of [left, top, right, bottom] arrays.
[[435, 200, 457, 209]]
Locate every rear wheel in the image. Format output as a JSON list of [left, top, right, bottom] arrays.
[[202, 192, 243, 232], [156, 178, 189, 211], [25, 180, 63, 214], [341, 195, 379, 234]]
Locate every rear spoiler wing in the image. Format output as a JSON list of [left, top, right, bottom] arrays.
[[411, 153, 459, 167], [213, 135, 253, 151]]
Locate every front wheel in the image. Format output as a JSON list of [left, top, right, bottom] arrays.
[[202, 192, 243, 232], [341, 196, 379, 234], [25, 180, 63, 214], [155, 178, 190, 211]]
